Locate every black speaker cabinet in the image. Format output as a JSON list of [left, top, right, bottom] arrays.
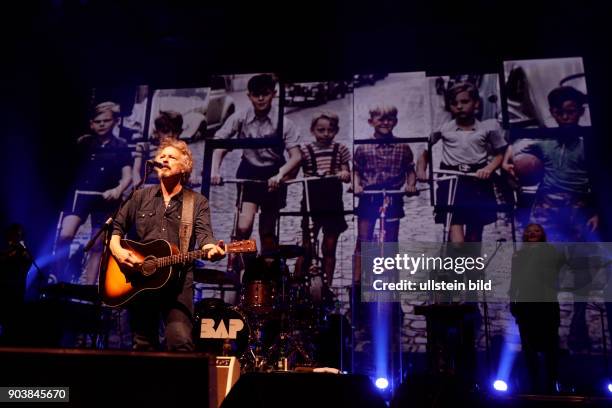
[[0, 347, 211, 407], [221, 372, 387, 408]]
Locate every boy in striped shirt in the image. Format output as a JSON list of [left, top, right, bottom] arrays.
[[298, 111, 351, 287]]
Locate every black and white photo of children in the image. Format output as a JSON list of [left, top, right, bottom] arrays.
[[503, 57, 591, 129]]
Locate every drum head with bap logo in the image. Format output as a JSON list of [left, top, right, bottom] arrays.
[[193, 298, 250, 356]]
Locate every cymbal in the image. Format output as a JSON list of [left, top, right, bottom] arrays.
[[193, 268, 237, 285]]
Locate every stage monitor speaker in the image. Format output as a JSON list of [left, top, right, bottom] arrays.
[[209, 356, 240, 408], [391, 374, 612, 408], [0, 347, 211, 407], [220, 372, 387, 408]]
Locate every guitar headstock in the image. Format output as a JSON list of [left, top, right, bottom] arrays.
[[226, 239, 257, 254]]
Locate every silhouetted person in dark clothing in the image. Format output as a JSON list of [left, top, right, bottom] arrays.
[[0, 224, 31, 345], [510, 223, 564, 393]]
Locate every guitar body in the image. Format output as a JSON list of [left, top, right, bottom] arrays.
[[100, 239, 179, 307], [100, 238, 256, 307]]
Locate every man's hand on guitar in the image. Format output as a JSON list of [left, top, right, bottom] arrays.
[[102, 238, 255, 307], [203, 240, 226, 262], [112, 246, 139, 268]]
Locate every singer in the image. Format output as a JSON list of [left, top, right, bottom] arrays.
[[109, 138, 226, 351]]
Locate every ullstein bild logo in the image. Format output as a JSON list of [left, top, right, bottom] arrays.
[[200, 319, 244, 339]]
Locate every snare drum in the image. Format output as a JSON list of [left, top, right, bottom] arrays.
[[193, 298, 250, 356], [241, 280, 275, 313]]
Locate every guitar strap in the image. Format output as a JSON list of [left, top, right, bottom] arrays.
[[180, 189, 195, 254]]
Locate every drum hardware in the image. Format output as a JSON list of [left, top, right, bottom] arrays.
[[193, 268, 239, 286], [194, 267, 240, 304], [261, 241, 318, 370]]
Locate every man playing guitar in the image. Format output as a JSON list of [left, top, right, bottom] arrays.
[[109, 139, 226, 351]]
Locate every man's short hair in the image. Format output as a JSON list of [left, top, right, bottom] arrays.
[[90, 101, 120, 120], [445, 81, 480, 111], [547, 86, 586, 109], [156, 139, 193, 184], [247, 74, 276, 95], [311, 111, 340, 132], [154, 111, 183, 135], [368, 104, 398, 119]]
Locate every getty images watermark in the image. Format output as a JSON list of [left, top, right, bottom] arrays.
[[360, 242, 612, 303]]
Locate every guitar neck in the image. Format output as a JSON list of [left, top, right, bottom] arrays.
[[141, 239, 255, 268], [156, 249, 210, 268]]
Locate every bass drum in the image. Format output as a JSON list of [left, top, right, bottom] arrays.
[[193, 298, 250, 357]]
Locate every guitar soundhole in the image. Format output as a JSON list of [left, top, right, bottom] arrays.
[[141, 257, 158, 276]]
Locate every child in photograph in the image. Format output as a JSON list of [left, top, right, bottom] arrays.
[[132, 110, 183, 186], [502, 85, 599, 352], [297, 111, 351, 288], [503, 86, 598, 241], [353, 104, 416, 284], [417, 81, 507, 243], [416, 82, 505, 382], [55, 101, 133, 284], [210, 74, 301, 244], [351, 105, 415, 365]]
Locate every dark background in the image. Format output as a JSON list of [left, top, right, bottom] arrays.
[[1, 0, 611, 254]]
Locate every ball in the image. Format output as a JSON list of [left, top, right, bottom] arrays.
[[513, 153, 544, 186]]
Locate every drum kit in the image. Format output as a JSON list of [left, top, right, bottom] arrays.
[[195, 176, 344, 371], [192, 244, 337, 372]]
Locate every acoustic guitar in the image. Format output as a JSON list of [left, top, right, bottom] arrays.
[[100, 239, 256, 307]]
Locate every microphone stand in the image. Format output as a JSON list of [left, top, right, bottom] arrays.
[[84, 163, 155, 253], [17, 242, 47, 287], [17, 243, 42, 274]]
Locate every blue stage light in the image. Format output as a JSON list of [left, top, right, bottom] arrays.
[[607, 382, 612, 394], [375, 377, 389, 390], [493, 380, 508, 392], [373, 303, 390, 389]]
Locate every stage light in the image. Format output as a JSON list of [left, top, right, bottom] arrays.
[[373, 302, 392, 393], [496, 330, 520, 386], [375, 377, 389, 390], [493, 380, 508, 392], [606, 382, 612, 394]]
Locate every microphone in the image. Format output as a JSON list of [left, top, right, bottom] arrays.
[[146, 160, 164, 169], [17, 240, 33, 260]]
